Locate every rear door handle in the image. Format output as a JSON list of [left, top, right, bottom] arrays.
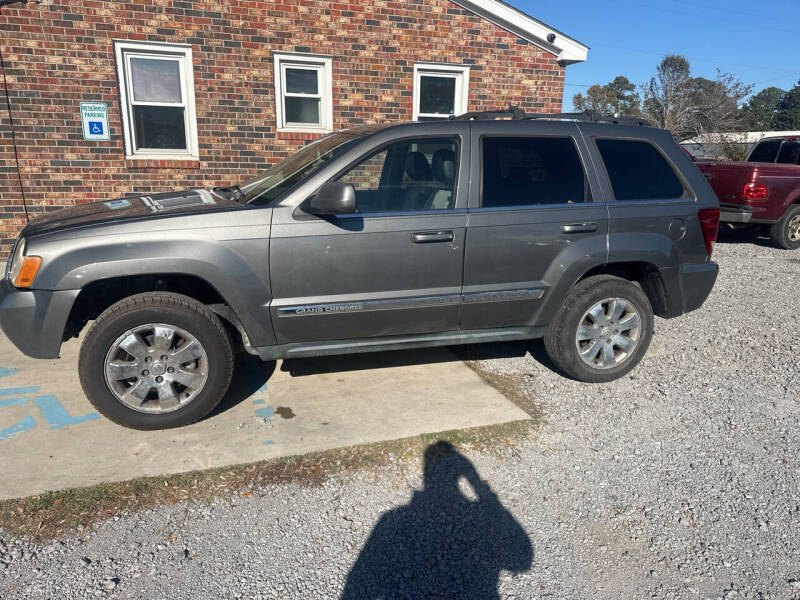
[[561, 222, 599, 234], [412, 231, 455, 244]]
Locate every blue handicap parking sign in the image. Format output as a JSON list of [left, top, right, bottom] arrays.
[[89, 121, 104, 135]]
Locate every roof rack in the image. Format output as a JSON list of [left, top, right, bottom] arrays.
[[450, 107, 651, 127]]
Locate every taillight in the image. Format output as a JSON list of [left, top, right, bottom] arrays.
[[698, 208, 720, 256], [743, 181, 768, 201]]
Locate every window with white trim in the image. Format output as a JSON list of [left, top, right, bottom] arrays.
[[114, 41, 199, 160], [273, 53, 333, 133], [413, 63, 470, 121]]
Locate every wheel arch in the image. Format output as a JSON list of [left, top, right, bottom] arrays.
[[576, 261, 671, 318]]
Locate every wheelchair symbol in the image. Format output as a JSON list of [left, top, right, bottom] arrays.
[[89, 121, 104, 135]]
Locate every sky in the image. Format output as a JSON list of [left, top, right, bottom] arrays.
[[508, 0, 800, 110]]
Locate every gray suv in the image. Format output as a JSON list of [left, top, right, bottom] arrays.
[[0, 111, 720, 430]]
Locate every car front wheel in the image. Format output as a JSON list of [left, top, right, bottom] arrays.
[[78, 292, 234, 430], [544, 275, 654, 383]]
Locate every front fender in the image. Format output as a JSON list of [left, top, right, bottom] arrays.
[[27, 213, 275, 347]]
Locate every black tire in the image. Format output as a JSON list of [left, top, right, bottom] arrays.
[[78, 292, 234, 430], [769, 205, 800, 250], [544, 275, 654, 383]]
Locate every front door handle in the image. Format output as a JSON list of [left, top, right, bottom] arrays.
[[561, 222, 599, 234], [412, 231, 455, 244]]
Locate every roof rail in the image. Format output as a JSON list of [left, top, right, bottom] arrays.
[[450, 107, 651, 127]]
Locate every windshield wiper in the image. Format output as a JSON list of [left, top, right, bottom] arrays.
[[213, 184, 246, 202]]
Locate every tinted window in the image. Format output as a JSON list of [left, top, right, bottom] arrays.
[[776, 141, 800, 164], [337, 138, 458, 213], [481, 137, 589, 208], [748, 139, 781, 163], [596, 139, 686, 201]]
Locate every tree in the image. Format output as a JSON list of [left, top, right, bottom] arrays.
[[740, 87, 785, 130], [772, 81, 800, 130], [573, 76, 640, 116], [641, 55, 751, 140]]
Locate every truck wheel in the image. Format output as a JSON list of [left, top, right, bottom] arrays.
[[79, 292, 234, 430], [769, 205, 800, 250], [544, 275, 654, 383]]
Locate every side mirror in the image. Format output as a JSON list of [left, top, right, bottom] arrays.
[[308, 182, 356, 215]]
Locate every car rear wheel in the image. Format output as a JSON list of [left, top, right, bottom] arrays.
[[769, 205, 800, 250], [544, 275, 654, 383], [79, 292, 234, 430]]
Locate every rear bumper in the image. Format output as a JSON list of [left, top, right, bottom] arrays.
[[0, 279, 79, 359], [659, 262, 718, 317], [679, 262, 719, 314], [719, 204, 753, 223]]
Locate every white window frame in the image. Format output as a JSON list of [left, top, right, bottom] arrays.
[[273, 52, 333, 134], [413, 63, 470, 121], [114, 40, 199, 160]]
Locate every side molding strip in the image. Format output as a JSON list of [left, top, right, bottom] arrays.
[[277, 289, 544, 317]]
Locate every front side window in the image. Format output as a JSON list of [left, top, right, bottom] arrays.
[[337, 138, 459, 213], [596, 139, 687, 201], [413, 64, 470, 121], [274, 53, 333, 133], [481, 137, 590, 208], [115, 41, 198, 159]]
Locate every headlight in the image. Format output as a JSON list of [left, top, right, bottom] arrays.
[[7, 238, 42, 288], [7, 237, 26, 281]]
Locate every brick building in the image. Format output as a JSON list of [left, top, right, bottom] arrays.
[[0, 0, 587, 255]]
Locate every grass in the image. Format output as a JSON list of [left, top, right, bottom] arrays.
[[0, 419, 537, 542]]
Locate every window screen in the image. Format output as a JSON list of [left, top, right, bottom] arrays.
[[596, 139, 686, 201], [481, 137, 589, 207]]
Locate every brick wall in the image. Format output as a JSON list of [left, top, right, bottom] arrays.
[[0, 0, 565, 256]]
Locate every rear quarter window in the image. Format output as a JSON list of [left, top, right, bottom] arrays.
[[596, 138, 687, 201]]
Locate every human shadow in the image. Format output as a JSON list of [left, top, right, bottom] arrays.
[[341, 441, 533, 600]]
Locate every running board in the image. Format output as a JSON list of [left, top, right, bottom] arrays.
[[255, 327, 544, 361]]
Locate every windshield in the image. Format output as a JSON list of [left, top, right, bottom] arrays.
[[241, 133, 361, 204]]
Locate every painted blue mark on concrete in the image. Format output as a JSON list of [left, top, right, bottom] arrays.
[[263, 440, 275, 446], [0, 415, 36, 440], [255, 405, 274, 422], [33, 395, 99, 430], [0, 386, 40, 396], [0, 367, 20, 378], [253, 398, 265, 405], [0, 397, 29, 408], [258, 382, 267, 392]]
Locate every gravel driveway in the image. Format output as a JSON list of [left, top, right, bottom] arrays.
[[2, 231, 799, 600]]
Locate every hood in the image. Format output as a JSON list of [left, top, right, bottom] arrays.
[[22, 189, 243, 237]]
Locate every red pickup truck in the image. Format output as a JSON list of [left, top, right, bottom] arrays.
[[695, 136, 800, 249]]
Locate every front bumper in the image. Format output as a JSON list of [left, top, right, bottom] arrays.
[[0, 279, 79, 359]]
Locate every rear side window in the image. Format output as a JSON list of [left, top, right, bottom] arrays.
[[748, 139, 781, 163], [481, 137, 590, 208], [596, 139, 686, 201]]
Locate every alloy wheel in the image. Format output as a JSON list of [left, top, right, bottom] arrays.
[[575, 297, 642, 370], [104, 323, 209, 414]]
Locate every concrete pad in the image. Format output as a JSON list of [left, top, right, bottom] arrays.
[[0, 332, 529, 499]]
